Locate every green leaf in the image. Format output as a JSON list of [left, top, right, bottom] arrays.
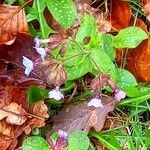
[[90, 130, 121, 150], [124, 87, 139, 97], [102, 34, 116, 60], [28, 86, 48, 105], [66, 56, 91, 80], [47, 0, 77, 28], [119, 86, 150, 105], [26, 0, 54, 38], [127, 138, 136, 150], [63, 42, 83, 67], [90, 48, 118, 81], [75, 14, 102, 49], [118, 68, 137, 90], [114, 27, 148, 48], [67, 131, 90, 150], [5, 0, 17, 4], [22, 136, 50, 150], [76, 14, 97, 43]]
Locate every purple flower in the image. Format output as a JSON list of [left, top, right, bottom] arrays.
[[22, 56, 34, 76], [33, 47, 49, 60], [87, 96, 103, 108], [34, 38, 50, 48], [48, 86, 64, 100], [58, 130, 68, 139], [114, 89, 126, 101], [47, 130, 68, 150]]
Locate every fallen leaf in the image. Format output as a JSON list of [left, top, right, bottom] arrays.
[[0, 70, 46, 149], [126, 39, 150, 82], [108, 0, 132, 31], [24, 101, 49, 134], [0, 4, 28, 44], [0, 103, 27, 125], [51, 97, 117, 134]]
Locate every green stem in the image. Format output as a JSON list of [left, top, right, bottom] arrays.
[[36, 0, 46, 38]]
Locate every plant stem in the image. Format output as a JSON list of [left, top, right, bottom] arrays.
[[36, 0, 46, 38]]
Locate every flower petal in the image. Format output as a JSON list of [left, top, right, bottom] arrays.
[[34, 47, 47, 61], [48, 87, 64, 100], [87, 97, 103, 108], [114, 89, 126, 101], [22, 56, 34, 76], [58, 130, 68, 139]]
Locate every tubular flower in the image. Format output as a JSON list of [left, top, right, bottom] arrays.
[[114, 89, 126, 101], [33, 47, 49, 61], [48, 86, 64, 100], [22, 56, 34, 76], [87, 96, 103, 108], [47, 130, 68, 150]]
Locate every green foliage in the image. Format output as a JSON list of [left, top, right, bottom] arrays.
[[22, 136, 50, 150], [75, 14, 96, 43], [67, 131, 90, 150], [90, 130, 121, 150], [90, 48, 118, 81], [62, 14, 118, 81], [26, 0, 54, 38], [5, 0, 17, 4], [119, 85, 150, 106], [117, 68, 138, 90], [27, 86, 48, 105], [102, 34, 116, 60], [114, 27, 148, 48], [47, 0, 77, 28]]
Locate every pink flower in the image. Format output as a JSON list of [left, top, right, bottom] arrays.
[[33, 47, 49, 60], [58, 130, 68, 139], [47, 130, 68, 150], [22, 56, 34, 76], [48, 86, 64, 100], [87, 96, 103, 108], [114, 89, 126, 101], [34, 38, 50, 48]]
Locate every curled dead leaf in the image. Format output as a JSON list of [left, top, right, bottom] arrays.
[[0, 5, 28, 44], [24, 101, 49, 134]]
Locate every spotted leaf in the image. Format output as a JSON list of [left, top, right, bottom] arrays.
[[47, 0, 77, 28]]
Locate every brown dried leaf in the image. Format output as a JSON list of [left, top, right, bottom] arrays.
[[0, 5, 28, 44], [0, 103, 27, 125], [41, 57, 67, 86], [0, 72, 46, 149], [24, 101, 49, 134], [51, 97, 117, 134]]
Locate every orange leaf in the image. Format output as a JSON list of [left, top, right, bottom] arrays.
[[24, 101, 49, 134], [109, 0, 132, 31], [0, 103, 27, 125], [126, 39, 150, 82], [0, 5, 28, 45]]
